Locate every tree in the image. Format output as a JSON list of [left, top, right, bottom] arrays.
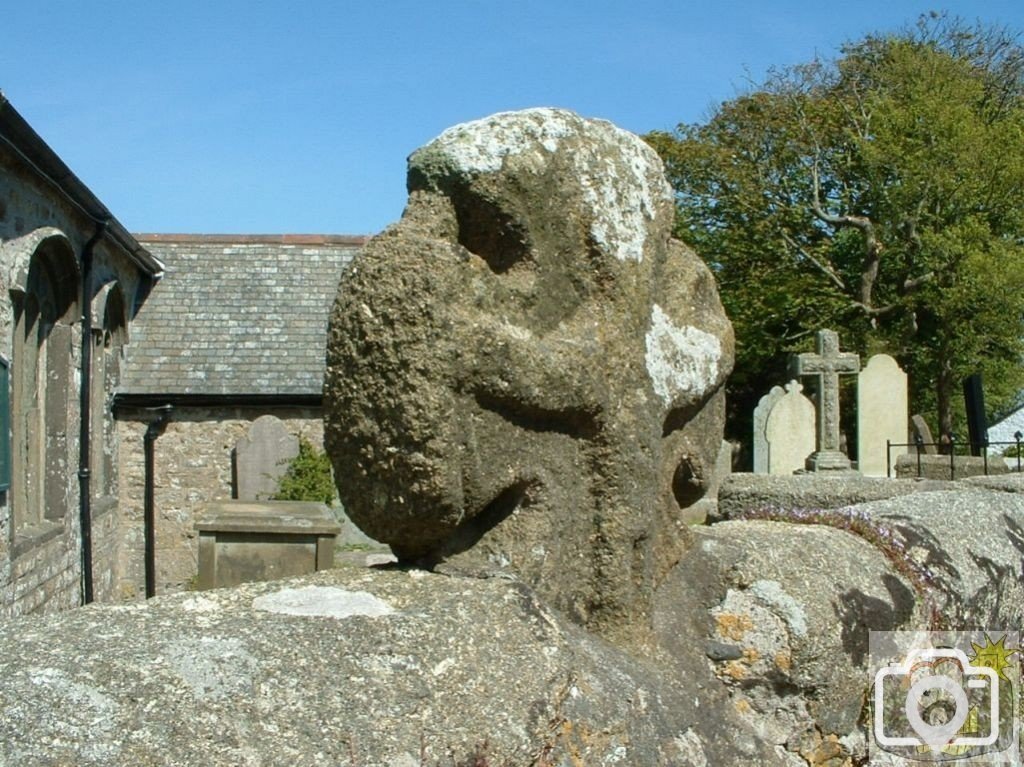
[[646, 14, 1024, 454]]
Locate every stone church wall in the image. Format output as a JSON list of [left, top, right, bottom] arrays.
[[0, 148, 148, 616], [115, 406, 325, 599]]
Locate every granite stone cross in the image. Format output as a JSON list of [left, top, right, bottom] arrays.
[[792, 329, 860, 471]]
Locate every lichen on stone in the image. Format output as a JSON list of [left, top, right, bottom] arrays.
[[645, 303, 722, 406]]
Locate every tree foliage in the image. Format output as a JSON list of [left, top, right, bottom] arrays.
[[647, 13, 1024, 452]]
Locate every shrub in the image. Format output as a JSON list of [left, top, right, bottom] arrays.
[[273, 438, 337, 504]]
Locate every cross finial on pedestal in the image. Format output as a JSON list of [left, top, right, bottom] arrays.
[[791, 329, 860, 471]]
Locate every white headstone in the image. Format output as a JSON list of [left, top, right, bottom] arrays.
[[753, 385, 785, 473], [765, 381, 815, 475], [235, 415, 300, 500], [857, 354, 909, 477]]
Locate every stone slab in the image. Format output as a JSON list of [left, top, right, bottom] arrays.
[[894, 453, 1009, 480], [663, 488, 1024, 756], [752, 385, 785, 474], [0, 568, 776, 766], [764, 381, 814, 475], [715, 472, 954, 521], [195, 501, 342, 535], [857, 354, 908, 476], [911, 414, 938, 454]]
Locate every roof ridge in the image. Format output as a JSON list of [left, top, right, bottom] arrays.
[[134, 233, 370, 245]]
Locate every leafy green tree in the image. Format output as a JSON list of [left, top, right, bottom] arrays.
[[273, 438, 338, 505], [646, 14, 1024, 453]]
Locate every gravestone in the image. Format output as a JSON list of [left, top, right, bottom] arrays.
[[857, 354, 908, 477], [911, 414, 938, 454], [235, 415, 299, 501], [752, 385, 785, 474], [764, 381, 815, 475], [324, 108, 734, 644], [791, 329, 859, 471]]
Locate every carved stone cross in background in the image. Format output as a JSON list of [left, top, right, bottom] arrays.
[[792, 329, 860, 471]]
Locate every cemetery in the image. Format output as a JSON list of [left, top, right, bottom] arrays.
[[2, 99, 1024, 764]]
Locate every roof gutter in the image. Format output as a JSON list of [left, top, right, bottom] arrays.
[[0, 91, 164, 279], [113, 392, 324, 414]]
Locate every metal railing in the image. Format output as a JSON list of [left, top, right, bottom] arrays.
[[885, 432, 1024, 479]]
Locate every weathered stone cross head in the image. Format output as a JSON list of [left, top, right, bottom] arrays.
[[791, 329, 860, 471]]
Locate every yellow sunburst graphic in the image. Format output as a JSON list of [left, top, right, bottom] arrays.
[[969, 634, 1019, 682]]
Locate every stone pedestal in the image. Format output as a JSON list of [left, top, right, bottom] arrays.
[[805, 450, 854, 472], [195, 501, 341, 590]]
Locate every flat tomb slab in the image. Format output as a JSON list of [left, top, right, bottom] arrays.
[[195, 501, 341, 590]]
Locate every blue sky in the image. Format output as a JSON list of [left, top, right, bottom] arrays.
[[3, 1, 1019, 235]]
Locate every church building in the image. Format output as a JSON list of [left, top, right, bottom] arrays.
[[0, 93, 364, 614]]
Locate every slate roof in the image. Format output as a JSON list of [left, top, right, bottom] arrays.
[[121, 235, 366, 398]]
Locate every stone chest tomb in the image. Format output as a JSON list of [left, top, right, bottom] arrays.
[[194, 500, 340, 590]]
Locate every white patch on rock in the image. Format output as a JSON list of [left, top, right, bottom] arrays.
[[24, 667, 120, 759], [501, 320, 533, 342], [749, 580, 808, 638], [604, 744, 628, 764], [252, 586, 395, 619], [645, 304, 722, 406], [424, 108, 672, 262], [180, 595, 219, 613], [390, 753, 420, 767], [672, 729, 708, 767], [574, 119, 672, 263], [427, 108, 577, 173], [28, 667, 117, 722], [165, 637, 258, 701], [432, 657, 455, 677]]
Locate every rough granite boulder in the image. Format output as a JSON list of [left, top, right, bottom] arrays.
[[5, 486, 1023, 766], [0, 567, 778, 767], [657, 521, 917, 765], [715, 473, 955, 521], [324, 108, 734, 643], [659, 486, 1024, 764]]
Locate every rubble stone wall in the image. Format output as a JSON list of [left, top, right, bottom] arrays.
[[115, 406, 325, 599]]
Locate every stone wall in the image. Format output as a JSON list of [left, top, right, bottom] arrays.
[[0, 145, 148, 617], [90, 499, 121, 603], [115, 406, 325, 598]]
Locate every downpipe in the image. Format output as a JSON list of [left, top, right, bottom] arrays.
[[78, 220, 108, 605], [143, 405, 173, 598]]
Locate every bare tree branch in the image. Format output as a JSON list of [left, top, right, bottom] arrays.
[[781, 232, 846, 290], [811, 162, 885, 311], [902, 272, 934, 292], [851, 300, 901, 318]]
